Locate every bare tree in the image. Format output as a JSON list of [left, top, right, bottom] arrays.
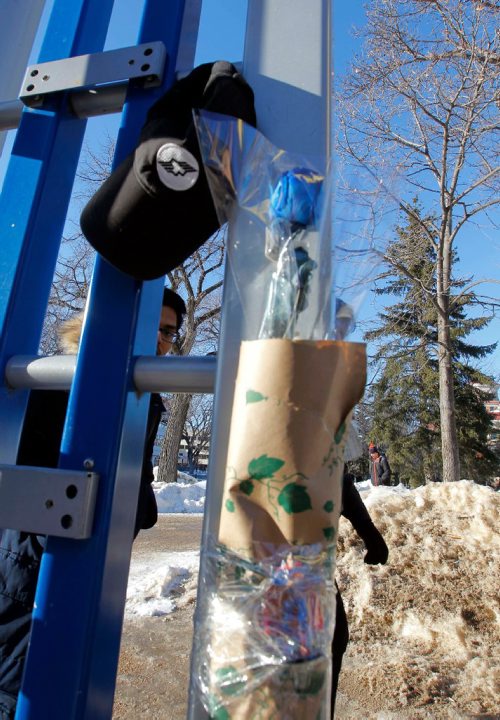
[[156, 230, 224, 483], [41, 232, 95, 354], [338, 0, 499, 482], [40, 139, 114, 353], [181, 394, 213, 473]]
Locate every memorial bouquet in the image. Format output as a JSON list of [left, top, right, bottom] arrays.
[[191, 113, 366, 719]]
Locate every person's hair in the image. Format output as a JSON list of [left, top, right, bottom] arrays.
[[58, 312, 84, 354], [57, 289, 186, 353], [162, 287, 187, 330]]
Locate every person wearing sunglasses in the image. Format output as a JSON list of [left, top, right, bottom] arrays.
[[139, 287, 186, 533]]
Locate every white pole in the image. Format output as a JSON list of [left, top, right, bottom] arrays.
[[201, 0, 331, 558], [189, 2, 331, 716], [243, 0, 330, 156]]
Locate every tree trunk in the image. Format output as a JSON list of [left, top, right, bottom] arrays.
[[437, 314, 461, 482], [436, 242, 461, 483], [157, 393, 192, 483]]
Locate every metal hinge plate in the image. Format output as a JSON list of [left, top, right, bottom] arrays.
[[0, 465, 99, 539], [20, 41, 166, 106]]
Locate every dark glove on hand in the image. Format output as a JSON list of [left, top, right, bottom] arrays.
[[363, 530, 389, 565]]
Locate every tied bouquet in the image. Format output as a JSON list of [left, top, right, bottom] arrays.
[[191, 114, 366, 719]]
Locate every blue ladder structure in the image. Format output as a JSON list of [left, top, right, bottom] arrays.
[[0, 1, 194, 718], [0, 1, 331, 718]]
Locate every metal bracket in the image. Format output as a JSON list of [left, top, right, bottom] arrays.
[[0, 465, 99, 539], [20, 41, 167, 107]]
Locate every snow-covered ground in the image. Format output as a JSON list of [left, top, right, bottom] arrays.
[[125, 477, 499, 715], [125, 473, 204, 617]]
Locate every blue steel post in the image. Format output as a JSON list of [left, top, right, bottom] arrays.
[[0, 0, 192, 719], [0, 0, 115, 464]]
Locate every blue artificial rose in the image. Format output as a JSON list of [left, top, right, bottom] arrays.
[[269, 167, 323, 228]]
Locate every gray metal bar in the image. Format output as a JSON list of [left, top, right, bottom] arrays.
[[5, 355, 77, 390], [200, 0, 332, 547], [69, 83, 128, 118], [0, 100, 24, 132], [0, 0, 46, 155], [1, 86, 130, 129], [133, 355, 216, 393], [0, 14, 205, 131], [5, 354, 216, 393], [0, 465, 99, 539], [175, 0, 202, 75]]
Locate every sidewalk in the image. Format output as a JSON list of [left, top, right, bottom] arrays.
[[113, 515, 202, 720]]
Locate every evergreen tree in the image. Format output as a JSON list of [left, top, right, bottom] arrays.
[[338, 0, 500, 482], [366, 205, 499, 486]]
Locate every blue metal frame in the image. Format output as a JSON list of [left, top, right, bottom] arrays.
[[0, 0, 189, 718]]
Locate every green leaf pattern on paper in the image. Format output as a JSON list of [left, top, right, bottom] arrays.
[[322, 526, 335, 540], [334, 421, 346, 444], [222, 392, 346, 524], [278, 483, 312, 514], [322, 440, 340, 476], [248, 455, 285, 480], [227, 455, 313, 520], [239, 479, 254, 496], [207, 691, 231, 720], [246, 389, 268, 404], [215, 666, 246, 697], [209, 705, 230, 720]]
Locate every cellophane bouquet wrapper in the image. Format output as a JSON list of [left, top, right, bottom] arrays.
[[191, 113, 367, 719]]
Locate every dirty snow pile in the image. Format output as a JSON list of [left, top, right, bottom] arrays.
[[336, 480, 500, 717], [125, 550, 200, 618], [125, 479, 499, 716]]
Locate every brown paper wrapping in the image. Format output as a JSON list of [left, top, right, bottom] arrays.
[[204, 339, 366, 719], [218, 339, 366, 552]]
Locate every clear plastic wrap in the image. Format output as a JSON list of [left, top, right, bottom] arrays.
[[195, 111, 334, 341], [196, 538, 336, 718], [191, 113, 367, 718]]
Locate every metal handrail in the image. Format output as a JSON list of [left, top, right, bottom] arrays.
[[5, 354, 216, 393]]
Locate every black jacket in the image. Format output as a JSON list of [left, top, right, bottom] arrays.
[[341, 475, 389, 564], [375, 455, 391, 486], [331, 475, 389, 718], [0, 389, 163, 719], [137, 392, 164, 533]]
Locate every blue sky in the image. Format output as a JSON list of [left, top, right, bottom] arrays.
[[1, 0, 498, 377]]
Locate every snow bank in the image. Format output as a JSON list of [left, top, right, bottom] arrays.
[[336, 480, 500, 716], [127, 479, 499, 715], [153, 479, 206, 514]]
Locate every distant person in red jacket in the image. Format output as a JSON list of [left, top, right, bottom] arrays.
[[369, 446, 392, 486]]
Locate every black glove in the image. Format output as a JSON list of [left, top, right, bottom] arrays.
[[363, 530, 389, 565]]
